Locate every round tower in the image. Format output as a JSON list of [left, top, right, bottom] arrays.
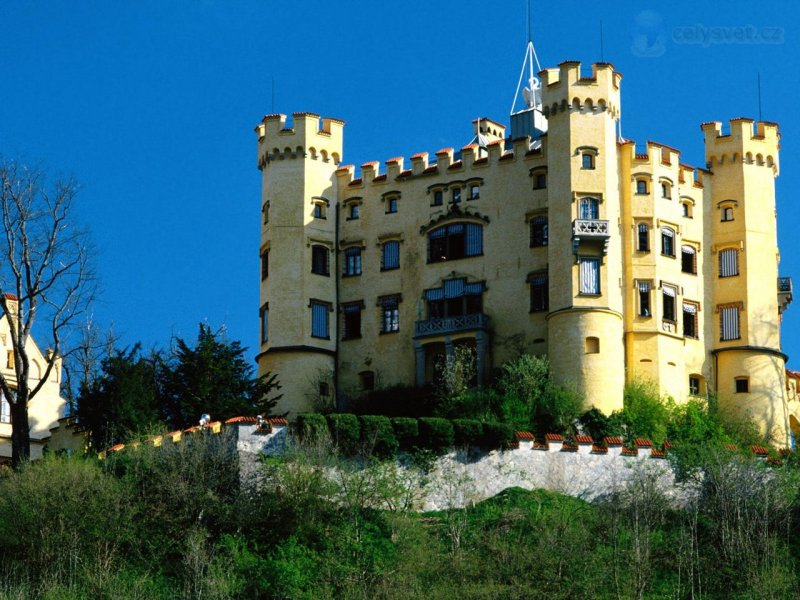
[[540, 62, 625, 414], [703, 118, 790, 445], [255, 113, 344, 415]]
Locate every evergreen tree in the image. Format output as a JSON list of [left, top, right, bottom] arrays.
[[77, 344, 163, 450], [163, 323, 280, 428]]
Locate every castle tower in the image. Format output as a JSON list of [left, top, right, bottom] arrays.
[[255, 113, 344, 414], [703, 118, 791, 444], [539, 62, 625, 414]]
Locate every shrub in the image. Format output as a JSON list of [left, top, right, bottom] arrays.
[[451, 419, 483, 447], [536, 384, 584, 435], [327, 413, 361, 455], [391, 417, 419, 449], [359, 415, 399, 458], [418, 417, 454, 452], [481, 421, 514, 450], [578, 408, 625, 442], [621, 379, 671, 444], [296, 413, 329, 443]]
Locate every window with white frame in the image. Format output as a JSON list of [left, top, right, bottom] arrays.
[[579, 197, 599, 220], [380, 296, 400, 333], [720, 305, 740, 341], [681, 245, 697, 274], [719, 248, 739, 277], [661, 227, 675, 257], [343, 247, 362, 276], [579, 258, 600, 295]]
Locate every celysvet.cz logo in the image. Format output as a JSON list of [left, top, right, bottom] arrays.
[[673, 24, 784, 47]]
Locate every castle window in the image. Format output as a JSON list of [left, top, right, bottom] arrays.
[[452, 188, 461, 204], [348, 204, 360, 220], [470, 185, 480, 200], [310, 300, 331, 339], [721, 206, 734, 222], [581, 152, 595, 170], [343, 247, 362, 276], [532, 169, 547, 190], [661, 227, 675, 257], [683, 302, 698, 338], [638, 281, 651, 317], [579, 198, 599, 220], [432, 190, 443, 206], [637, 223, 650, 252], [720, 305, 740, 341], [427, 223, 483, 263], [735, 377, 749, 393], [313, 202, 327, 219], [661, 182, 671, 199], [342, 302, 362, 340], [636, 180, 648, 195], [0, 392, 9, 424], [689, 376, 701, 396], [262, 202, 269, 225], [719, 248, 739, 278], [386, 196, 398, 214], [681, 246, 697, 274], [579, 258, 600, 295], [529, 272, 548, 312], [380, 296, 400, 333], [381, 241, 400, 270], [260, 304, 269, 343], [360, 371, 375, 391], [425, 278, 484, 318], [662, 285, 676, 322], [530, 216, 548, 247], [682, 202, 692, 218], [260, 250, 269, 280], [585, 337, 600, 354], [311, 245, 330, 276]]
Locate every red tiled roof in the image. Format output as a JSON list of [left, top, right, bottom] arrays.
[[592, 445, 608, 454], [336, 164, 355, 173], [3, 293, 18, 300], [533, 442, 548, 450], [473, 158, 488, 165], [651, 449, 667, 459], [574, 434, 593, 445], [385, 156, 403, 163], [373, 174, 387, 182], [499, 153, 514, 161], [226, 416, 257, 424], [361, 160, 379, 168], [436, 147, 454, 155], [604, 436, 624, 446], [561, 443, 578, 452], [423, 166, 438, 174], [663, 441, 673, 449], [634, 438, 653, 448], [515, 431, 534, 441], [621, 447, 638, 456], [349, 178, 363, 186], [545, 433, 563, 442], [751, 445, 769, 456], [447, 161, 463, 170], [411, 152, 428, 159], [724, 443, 738, 451], [268, 417, 289, 426]]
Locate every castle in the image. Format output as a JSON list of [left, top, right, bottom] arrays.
[[254, 56, 798, 446]]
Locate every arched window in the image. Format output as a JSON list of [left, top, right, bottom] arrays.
[[636, 180, 648, 195], [661, 227, 675, 257], [427, 223, 483, 263], [579, 198, 599, 220], [721, 206, 734, 222]]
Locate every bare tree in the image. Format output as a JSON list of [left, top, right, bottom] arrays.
[[0, 158, 95, 467]]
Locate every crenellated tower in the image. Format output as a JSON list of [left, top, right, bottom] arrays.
[[255, 113, 344, 414], [539, 62, 625, 414], [703, 118, 790, 443]]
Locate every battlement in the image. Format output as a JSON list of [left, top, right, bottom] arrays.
[[620, 139, 707, 188], [255, 112, 344, 169], [702, 118, 780, 174], [539, 61, 622, 119]]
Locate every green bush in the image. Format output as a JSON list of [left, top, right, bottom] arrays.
[[327, 413, 361, 455], [451, 419, 484, 447], [621, 379, 671, 444], [391, 417, 419, 449], [296, 413, 329, 443], [578, 408, 625, 442], [360, 415, 399, 458], [418, 417, 454, 452], [481, 421, 514, 450]]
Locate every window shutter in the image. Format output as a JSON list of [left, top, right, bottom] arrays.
[[719, 249, 738, 277], [720, 306, 740, 340], [465, 223, 483, 256], [311, 303, 329, 338], [580, 258, 600, 294]]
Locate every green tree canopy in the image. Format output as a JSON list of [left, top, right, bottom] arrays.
[[163, 323, 280, 429]]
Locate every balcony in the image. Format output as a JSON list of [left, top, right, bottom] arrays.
[[572, 219, 610, 255], [414, 313, 489, 338], [778, 276, 793, 314]]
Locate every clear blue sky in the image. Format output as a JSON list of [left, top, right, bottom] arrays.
[[1, 1, 798, 366]]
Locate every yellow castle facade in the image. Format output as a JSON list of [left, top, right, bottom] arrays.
[[255, 59, 796, 446]]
